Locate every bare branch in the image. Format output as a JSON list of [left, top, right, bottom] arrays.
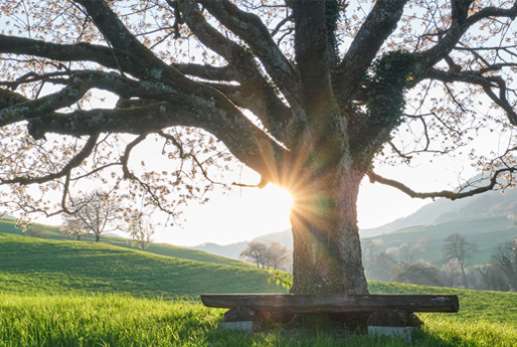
[[0, 133, 99, 185], [426, 68, 517, 125], [367, 167, 517, 200], [418, 2, 517, 66]]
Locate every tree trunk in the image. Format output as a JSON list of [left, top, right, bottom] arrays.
[[95, 233, 100, 242], [290, 167, 368, 295], [459, 262, 467, 288]]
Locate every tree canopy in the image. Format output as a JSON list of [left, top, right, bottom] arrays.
[[1, 0, 517, 294], [0, 1, 516, 216]]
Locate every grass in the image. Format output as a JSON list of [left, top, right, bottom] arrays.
[[0, 232, 281, 296], [0, 230, 516, 346], [0, 218, 243, 267]]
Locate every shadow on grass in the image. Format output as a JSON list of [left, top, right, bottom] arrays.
[[200, 324, 473, 347]]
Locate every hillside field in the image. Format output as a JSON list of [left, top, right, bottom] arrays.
[[0, 228, 516, 346]]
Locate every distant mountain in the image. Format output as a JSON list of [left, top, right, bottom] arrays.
[[363, 188, 517, 236], [254, 230, 292, 248], [194, 184, 517, 265]]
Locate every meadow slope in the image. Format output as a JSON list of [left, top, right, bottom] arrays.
[[0, 230, 516, 347], [0, 218, 244, 266]]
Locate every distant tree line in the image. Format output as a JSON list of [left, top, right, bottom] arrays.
[[363, 233, 517, 292]]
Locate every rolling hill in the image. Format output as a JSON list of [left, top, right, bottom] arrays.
[[0, 227, 516, 346], [0, 231, 281, 297], [362, 188, 517, 236], [0, 218, 244, 267]]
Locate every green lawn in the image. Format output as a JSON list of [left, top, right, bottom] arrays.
[[0, 230, 516, 346]]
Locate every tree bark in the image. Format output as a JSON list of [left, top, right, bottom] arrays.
[[290, 166, 368, 295]]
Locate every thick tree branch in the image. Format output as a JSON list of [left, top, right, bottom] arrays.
[[28, 99, 289, 185], [293, 0, 334, 118], [72, 0, 191, 86], [367, 167, 516, 200], [335, 0, 408, 101], [0, 34, 119, 69], [197, 0, 300, 109], [0, 67, 289, 183], [173, 63, 236, 81], [175, 0, 293, 140], [0, 83, 89, 127]]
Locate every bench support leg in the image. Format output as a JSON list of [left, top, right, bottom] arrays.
[[219, 307, 422, 339], [367, 311, 421, 343]]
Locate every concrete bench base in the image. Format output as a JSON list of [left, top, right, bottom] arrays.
[[219, 320, 418, 342], [368, 325, 417, 343], [219, 321, 254, 332]]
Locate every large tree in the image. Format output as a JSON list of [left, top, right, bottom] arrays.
[[1, 0, 517, 295]]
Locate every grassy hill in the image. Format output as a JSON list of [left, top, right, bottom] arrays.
[[0, 232, 281, 296], [0, 218, 243, 267], [0, 228, 516, 346]]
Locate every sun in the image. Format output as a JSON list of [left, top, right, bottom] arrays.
[[260, 184, 295, 213]]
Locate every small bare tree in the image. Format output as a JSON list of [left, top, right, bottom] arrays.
[[241, 241, 289, 270], [67, 191, 120, 242], [493, 240, 517, 291], [443, 233, 476, 288], [240, 241, 269, 268], [61, 214, 87, 240], [265, 242, 289, 270], [127, 211, 155, 250], [478, 264, 510, 291]]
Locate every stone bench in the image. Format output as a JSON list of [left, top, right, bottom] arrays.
[[201, 293, 459, 341]]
